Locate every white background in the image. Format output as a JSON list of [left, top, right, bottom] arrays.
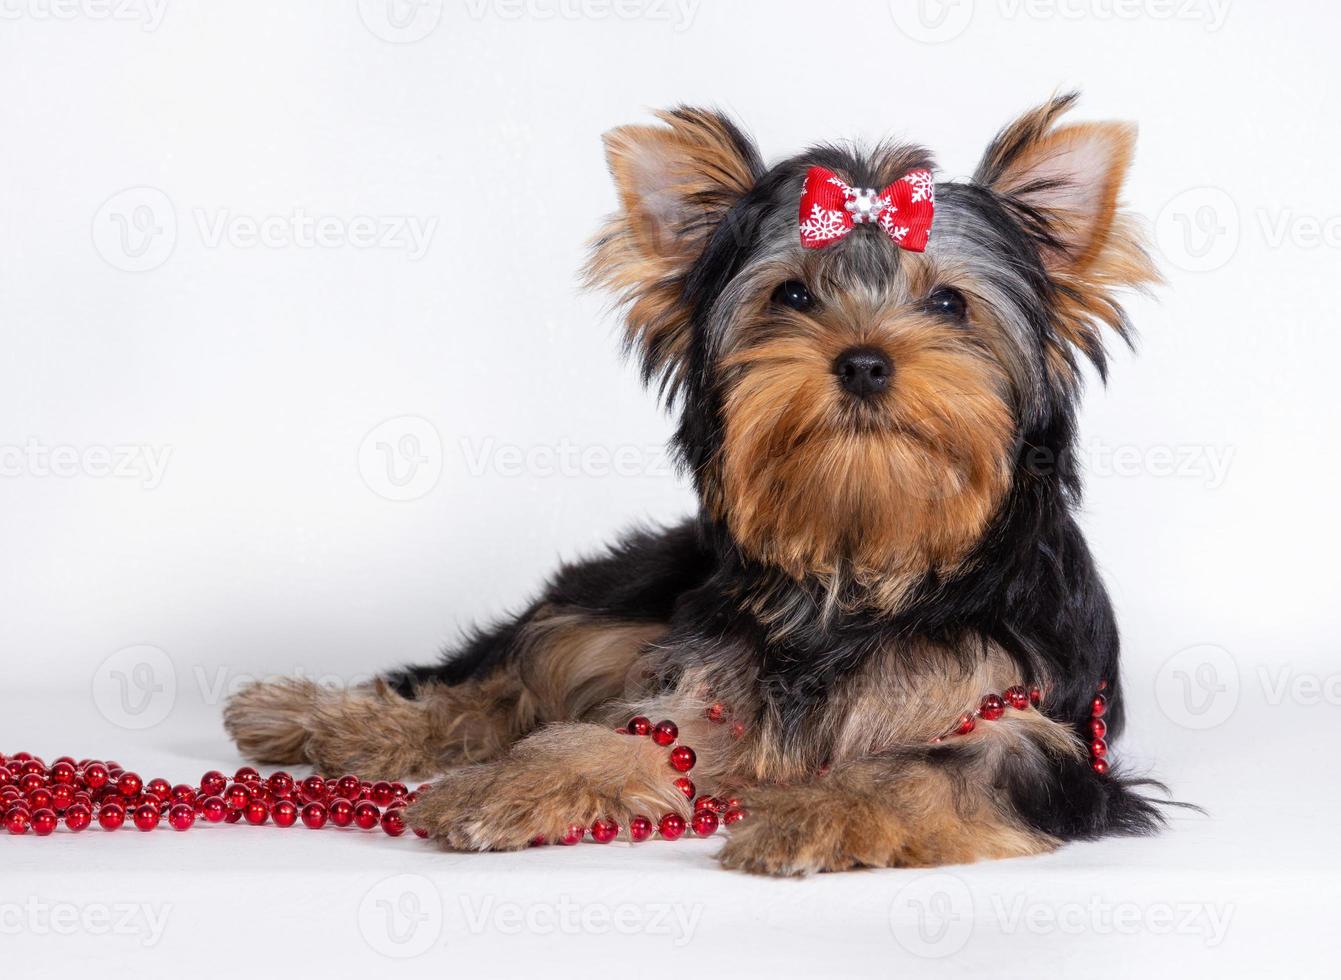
[[1, 1, 1337, 977]]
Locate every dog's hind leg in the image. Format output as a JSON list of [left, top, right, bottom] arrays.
[[223, 673, 522, 781], [224, 611, 667, 781]]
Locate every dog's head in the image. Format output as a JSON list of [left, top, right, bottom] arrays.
[[587, 94, 1157, 594]]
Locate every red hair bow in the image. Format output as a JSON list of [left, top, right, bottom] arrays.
[[798, 166, 935, 251]]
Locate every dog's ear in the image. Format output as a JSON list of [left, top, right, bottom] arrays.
[[975, 93, 1159, 375], [586, 107, 761, 399]]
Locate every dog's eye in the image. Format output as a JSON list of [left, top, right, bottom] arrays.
[[773, 279, 815, 312], [927, 286, 968, 322]]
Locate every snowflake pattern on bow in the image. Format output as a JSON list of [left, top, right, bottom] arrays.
[[799, 203, 850, 245], [877, 212, 910, 243], [798, 165, 935, 252], [902, 170, 934, 205]]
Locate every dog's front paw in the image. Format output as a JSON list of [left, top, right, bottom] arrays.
[[716, 784, 898, 876], [405, 764, 560, 851]]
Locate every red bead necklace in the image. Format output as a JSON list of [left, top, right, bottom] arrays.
[[1, 682, 1109, 841], [934, 680, 1112, 773]]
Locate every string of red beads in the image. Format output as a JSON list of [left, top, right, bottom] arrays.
[[935, 680, 1113, 775], [0, 753, 429, 838], [548, 717, 748, 846]]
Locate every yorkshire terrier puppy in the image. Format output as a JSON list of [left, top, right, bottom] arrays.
[[225, 93, 1168, 875]]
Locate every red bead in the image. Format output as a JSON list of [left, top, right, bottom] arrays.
[[328, 798, 355, 827], [1004, 686, 1030, 710], [1091, 694, 1107, 718], [657, 813, 686, 840], [651, 720, 678, 747], [380, 808, 406, 837], [27, 788, 53, 811], [31, 808, 58, 836], [19, 773, 42, 793], [979, 694, 1006, 721], [705, 703, 725, 723], [64, 803, 92, 832], [320, 799, 351, 825], [1090, 718, 1108, 739], [729, 721, 746, 739], [629, 815, 654, 842], [691, 809, 719, 837], [723, 806, 747, 825], [1090, 739, 1108, 759], [116, 772, 142, 798], [336, 775, 362, 799], [269, 800, 298, 827], [243, 800, 269, 825], [234, 766, 260, 784], [144, 778, 172, 802], [200, 796, 227, 823], [627, 716, 652, 737], [694, 795, 722, 812], [1098, 678, 1108, 691], [168, 803, 196, 831], [353, 801, 380, 830], [97, 802, 126, 830], [133, 803, 160, 831], [954, 713, 976, 736], [673, 776, 695, 799], [1092, 758, 1109, 775], [300, 803, 328, 829], [371, 781, 395, 806], [49, 761, 76, 785], [590, 818, 619, 843], [669, 746, 696, 773], [1028, 686, 1042, 706], [199, 770, 227, 795], [170, 784, 196, 805], [224, 783, 251, 809], [266, 772, 293, 796], [558, 823, 584, 845], [300, 776, 326, 802], [6, 808, 30, 835]]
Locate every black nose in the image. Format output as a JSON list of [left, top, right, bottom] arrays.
[[833, 346, 893, 398]]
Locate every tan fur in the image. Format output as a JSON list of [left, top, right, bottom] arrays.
[[584, 108, 758, 397], [404, 723, 690, 850], [717, 290, 1014, 593], [717, 756, 1057, 876], [980, 95, 1161, 380], [223, 610, 665, 781]]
